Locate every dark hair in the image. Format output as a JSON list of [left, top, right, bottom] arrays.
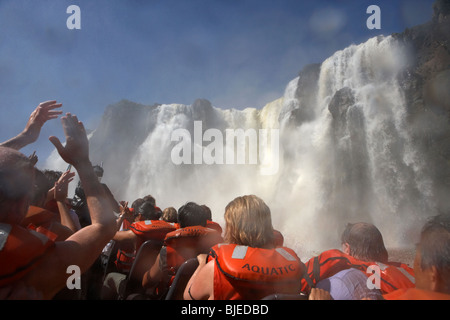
[[138, 201, 158, 220], [341, 222, 388, 263], [0, 148, 34, 205], [131, 198, 145, 212], [202, 205, 212, 220], [178, 202, 207, 228], [43, 170, 63, 186], [419, 214, 450, 289], [30, 168, 53, 207], [143, 194, 156, 206], [93, 165, 103, 178]]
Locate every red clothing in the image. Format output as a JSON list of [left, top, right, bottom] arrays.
[[164, 226, 223, 280], [21, 205, 59, 228], [211, 244, 304, 300], [206, 220, 222, 234], [115, 219, 134, 273], [301, 249, 415, 294], [130, 220, 177, 249], [0, 223, 56, 287]]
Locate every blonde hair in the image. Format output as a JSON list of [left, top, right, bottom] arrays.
[[224, 195, 274, 248]]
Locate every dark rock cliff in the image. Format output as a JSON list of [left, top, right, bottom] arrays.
[[394, 0, 450, 210]]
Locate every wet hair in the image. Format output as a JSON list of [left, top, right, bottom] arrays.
[[131, 198, 145, 212], [143, 195, 156, 206], [138, 201, 159, 220], [161, 207, 178, 223], [177, 202, 207, 228], [43, 170, 63, 186], [202, 205, 212, 220], [224, 195, 274, 248], [0, 147, 34, 205], [419, 213, 450, 289], [341, 222, 388, 263]]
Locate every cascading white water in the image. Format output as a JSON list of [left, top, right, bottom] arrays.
[[272, 35, 434, 253], [121, 98, 285, 229], [45, 35, 436, 257]]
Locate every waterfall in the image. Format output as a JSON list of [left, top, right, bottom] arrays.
[[45, 35, 438, 255], [121, 99, 285, 229], [272, 35, 434, 251]]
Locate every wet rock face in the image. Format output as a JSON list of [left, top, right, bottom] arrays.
[[294, 63, 321, 122], [191, 98, 213, 121], [328, 87, 355, 121], [433, 0, 450, 23], [394, 0, 450, 115], [391, 0, 450, 211], [395, 0, 450, 208], [277, 63, 321, 128]]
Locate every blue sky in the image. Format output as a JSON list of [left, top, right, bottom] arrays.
[[0, 0, 435, 163]]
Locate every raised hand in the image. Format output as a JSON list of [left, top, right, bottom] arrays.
[[22, 100, 63, 144], [119, 201, 132, 217], [0, 100, 62, 150], [53, 170, 76, 202], [49, 113, 90, 168]]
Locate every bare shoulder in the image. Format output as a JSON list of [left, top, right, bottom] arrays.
[[184, 259, 215, 300]]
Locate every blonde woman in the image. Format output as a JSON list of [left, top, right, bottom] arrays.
[[184, 195, 304, 300]]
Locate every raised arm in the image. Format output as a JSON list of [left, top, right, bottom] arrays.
[[22, 113, 117, 299], [48, 113, 116, 232], [52, 170, 78, 233], [116, 201, 133, 230], [0, 100, 62, 150]]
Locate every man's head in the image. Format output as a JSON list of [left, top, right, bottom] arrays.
[[136, 201, 159, 221], [177, 202, 207, 228], [131, 198, 145, 212], [414, 213, 450, 294], [0, 147, 35, 224], [341, 222, 388, 263], [202, 205, 212, 221], [143, 194, 156, 207], [93, 165, 103, 181]]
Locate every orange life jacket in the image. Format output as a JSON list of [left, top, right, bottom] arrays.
[[206, 220, 222, 234], [163, 226, 223, 280], [300, 249, 415, 294], [210, 243, 304, 300], [0, 223, 57, 287], [115, 249, 135, 273], [21, 205, 59, 229], [115, 220, 176, 272], [170, 222, 181, 229], [115, 219, 134, 273], [130, 220, 177, 250], [22, 206, 75, 241], [44, 199, 60, 216]]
